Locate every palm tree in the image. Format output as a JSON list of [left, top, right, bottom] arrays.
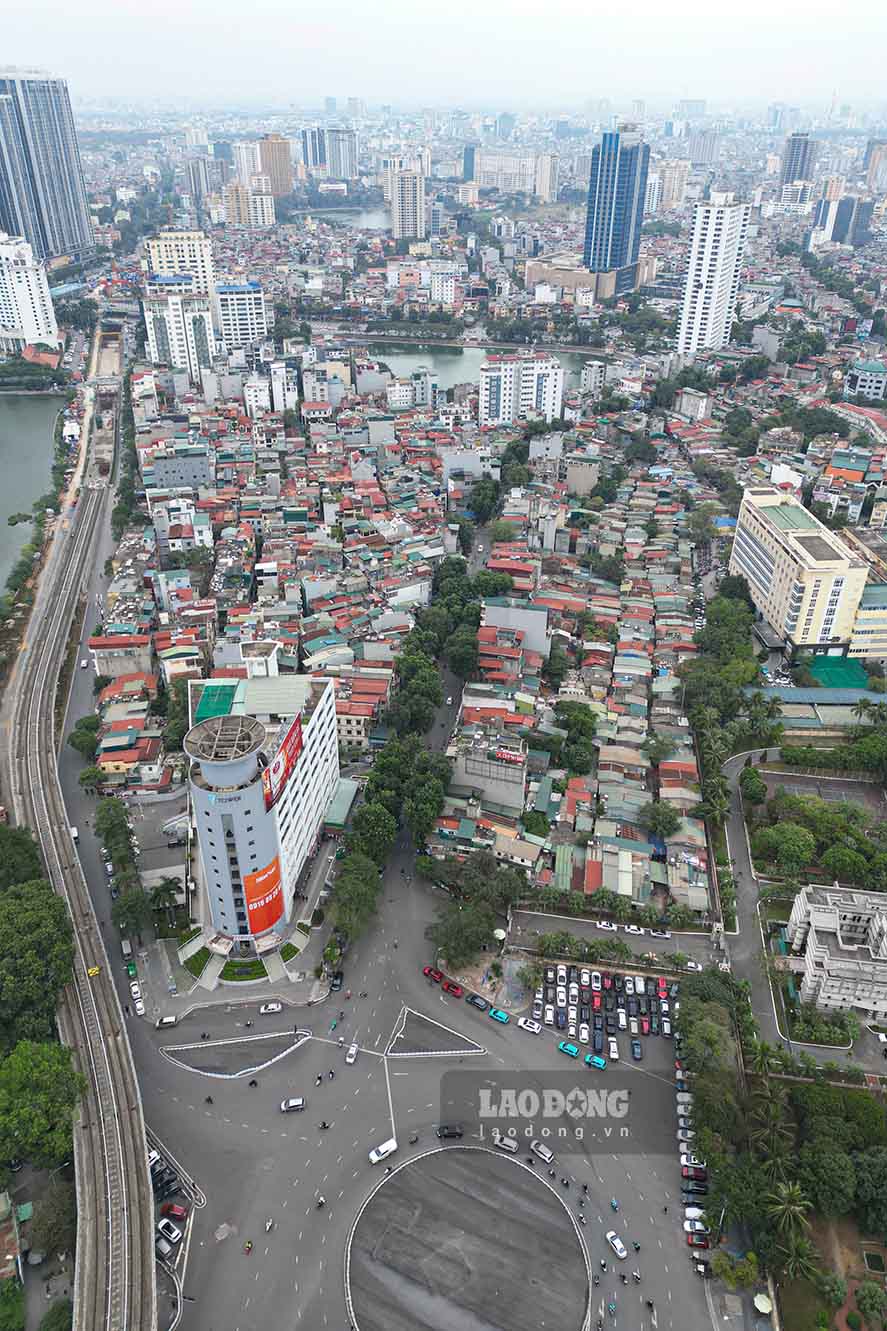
[[853, 698, 873, 726], [766, 1181, 812, 1237], [759, 1143, 792, 1183], [612, 896, 633, 924], [151, 878, 179, 928], [778, 1233, 819, 1283], [751, 1099, 792, 1153], [747, 1040, 777, 1079], [702, 790, 730, 826]]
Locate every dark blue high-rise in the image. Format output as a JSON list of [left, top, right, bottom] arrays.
[[582, 126, 649, 293]]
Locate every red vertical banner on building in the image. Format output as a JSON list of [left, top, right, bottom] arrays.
[[243, 857, 283, 933], [262, 716, 303, 811]]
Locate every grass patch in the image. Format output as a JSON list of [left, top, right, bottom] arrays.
[[295, 921, 311, 936], [178, 925, 201, 946], [184, 946, 210, 978], [220, 958, 267, 982], [778, 1277, 825, 1331], [761, 902, 792, 924], [280, 942, 299, 962]]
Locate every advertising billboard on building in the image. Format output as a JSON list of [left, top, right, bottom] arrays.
[[262, 716, 303, 811], [243, 856, 284, 934]]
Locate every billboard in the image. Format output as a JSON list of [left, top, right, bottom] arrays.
[[243, 857, 284, 934], [262, 716, 303, 811]]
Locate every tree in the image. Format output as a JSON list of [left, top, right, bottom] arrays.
[[0, 880, 74, 1053], [92, 674, 112, 696], [642, 733, 676, 766], [0, 826, 42, 889], [469, 478, 500, 524], [111, 887, 153, 943], [31, 1176, 76, 1257], [67, 714, 100, 761], [639, 801, 681, 839], [0, 1282, 24, 1331], [150, 878, 179, 927], [0, 1042, 85, 1167], [445, 626, 479, 678], [739, 767, 768, 808], [430, 900, 496, 969], [350, 802, 397, 867], [853, 1146, 887, 1236], [404, 778, 446, 848], [766, 1181, 812, 1236], [777, 1232, 819, 1282], [855, 1281, 887, 1329], [332, 851, 382, 941], [78, 766, 104, 793], [521, 810, 550, 838], [816, 1272, 848, 1310]]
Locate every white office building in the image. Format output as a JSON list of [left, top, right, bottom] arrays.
[[788, 886, 887, 1017], [185, 671, 339, 947], [243, 372, 272, 418], [216, 282, 268, 351], [143, 275, 214, 383], [534, 153, 559, 203], [0, 231, 59, 352], [479, 352, 565, 427], [233, 140, 262, 186], [145, 229, 215, 296], [580, 360, 606, 395], [270, 360, 299, 412], [391, 171, 425, 240], [676, 192, 749, 358], [644, 172, 662, 215]]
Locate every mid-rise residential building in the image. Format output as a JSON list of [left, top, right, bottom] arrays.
[[185, 675, 339, 946], [533, 153, 559, 204], [580, 360, 606, 395], [326, 127, 358, 179], [390, 171, 425, 240], [676, 192, 749, 358], [781, 131, 816, 184], [145, 229, 215, 296], [233, 140, 261, 186], [728, 486, 868, 652], [270, 360, 299, 413], [0, 68, 93, 260], [143, 274, 214, 383], [223, 182, 274, 227], [216, 282, 268, 351], [788, 886, 887, 1017], [0, 231, 58, 353], [644, 172, 662, 215], [658, 159, 689, 210], [258, 133, 292, 196], [243, 372, 271, 418], [687, 130, 719, 166], [866, 141, 887, 192], [583, 125, 649, 296], [479, 352, 564, 427]]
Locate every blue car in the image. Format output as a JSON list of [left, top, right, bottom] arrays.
[[488, 1007, 509, 1024], [558, 1041, 580, 1059]]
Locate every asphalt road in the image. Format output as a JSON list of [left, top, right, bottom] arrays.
[[57, 522, 713, 1331]]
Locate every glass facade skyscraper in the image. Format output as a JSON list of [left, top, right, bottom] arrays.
[[0, 68, 93, 261], [582, 126, 649, 294]]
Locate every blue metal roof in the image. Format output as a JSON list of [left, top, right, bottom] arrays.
[[745, 686, 887, 704]]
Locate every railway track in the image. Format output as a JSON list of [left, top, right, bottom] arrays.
[[8, 482, 155, 1331]]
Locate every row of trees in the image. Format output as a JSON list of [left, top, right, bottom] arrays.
[[419, 850, 526, 969]]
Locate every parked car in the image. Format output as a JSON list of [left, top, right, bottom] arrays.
[[631, 1039, 643, 1060], [466, 993, 488, 1011], [157, 1218, 183, 1244], [488, 1007, 509, 1024], [161, 1203, 188, 1221], [443, 980, 463, 997], [423, 966, 443, 983], [517, 1017, 541, 1035], [558, 1041, 579, 1059]]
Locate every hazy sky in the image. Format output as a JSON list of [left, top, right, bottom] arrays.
[[6, 0, 887, 108]]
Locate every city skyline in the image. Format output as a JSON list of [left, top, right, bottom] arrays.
[[5, 0, 887, 106]]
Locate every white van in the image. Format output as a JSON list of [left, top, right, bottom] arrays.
[[121, 939, 133, 960], [368, 1137, 398, 1165], [617, 1008, 627, 1031]]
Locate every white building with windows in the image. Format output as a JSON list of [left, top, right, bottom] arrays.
[[391, 171, 425, 240], [0, 231, 58, 352], [788, 886, 887, 1017], [185, 672, 339, 948], [216, 282, 268, 351], [270, 360, 299, 412], [145, 229, 215, 295], [676, 192, 749, 358], [143, 274, 214, 383], [479, 352, 565, 427], [243, 372, 271, 418]]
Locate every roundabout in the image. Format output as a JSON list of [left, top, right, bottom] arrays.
[[345, 1146, 591, 1331]]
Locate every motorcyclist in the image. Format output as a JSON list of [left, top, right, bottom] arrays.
[[319, 1121, 330, 1130], [593, 1274, 600, 1286], [205, 1095, 213, 1104], [243, 1240, 252, 1253], [317, 1196, 325, 1208]]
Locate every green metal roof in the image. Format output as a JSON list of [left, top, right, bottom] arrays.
[[766, 503, 820, 533], [195, 683, 237, 723]]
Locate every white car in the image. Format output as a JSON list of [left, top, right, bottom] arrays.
[[568, 1021, 577, 1039], [129, 981, 141, 1000], [544, 1004, 555, 1026], [624, 977, 635, 997], [578, 1022, 590, 1045], [623, 924, 645, 936], [446, 696, 453, 706], [649, 929, 672, 940], [532, 1000, 543, 1021], [259, 1001, 283, 1015], [517, 1017, 542, 1035], [568, 1005, 578, 1024], [606, 1230, 627, 1260], [590, 971, 601, 991], [134, 998, 145, 1017], [157, 1218, 183, 1244], [346, 1042, 359, 1064], [556, 986, 567, 1008], [629, 1016, 639, 1036], [684, 1206, 706, 1220], [685, 961, 704, 972], [684, 1219, 710, 1235], [678, 1129, 696, 1143], [556, 965, 567, 986], [568, 982, 579, 1005], [678, 1116, 694, 1131], [680, 1153, 706, 1169], [595, 921, 618, 932], [608, 1037, 619, 1061], [280, 1097, 306, 1113], [579, 968, 591, 988]]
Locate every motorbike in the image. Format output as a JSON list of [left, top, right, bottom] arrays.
[[610, 1197, 619, 1212], [608, 1302, 616, 1317], [409, 1131, 418, 1144], [593, 1274, 600, 1287], [265, 1218, 273, 1233], [243, 1241, 252, 1254], [632, 1270, 641, 1283]]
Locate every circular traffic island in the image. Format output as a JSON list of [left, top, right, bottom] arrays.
[[346, 1147, 589, 1331]]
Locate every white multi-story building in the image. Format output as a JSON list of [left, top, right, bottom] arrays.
[[788, 886, 887, 1017], [580, 360, 606, 395], [430, 271, 455, 305], [390, 171, 425, 240], [185, 672, 339, 947], [145, 229, 215, 296], [143, 274, 214, 383], [216, 282, 268, 351], [233, 140, 262, 186], [326, 127, 358, 179], [243, 372, 272, 418], [676, 192, 749, 358], [729, 486, 868, 652], [845, 359, 887, 402], [270, 360, 299, 413], [479, 352, 565, 427], [644, 172, 662, 215], [534, 153, 559, 203], [248, 190, 275, 227], [659, 159, 690, 209], [0, 231, 58, 352]]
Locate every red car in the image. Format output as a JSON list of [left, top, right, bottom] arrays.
[[657, 977, 668, 997], [423, 966, 443, 983], [682, 1165, 707, 1182], [687, 1233, 710, 1249], [641, 1016, 650, 1035], [592, 993, 602, 1011], [443, 980, 463, 997], [602, 973, 612, 989], [161, 1203, 188, 1221]]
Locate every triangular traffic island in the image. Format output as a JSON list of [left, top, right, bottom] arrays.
[[386, 1006, 486, 1058], [160, 1030, 309, 1077]]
